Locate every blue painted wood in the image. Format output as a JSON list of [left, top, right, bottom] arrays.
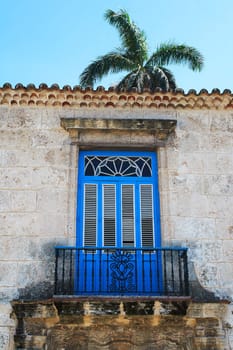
[[76, 150, 162, 295]]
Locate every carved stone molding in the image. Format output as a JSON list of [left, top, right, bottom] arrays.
[[12, 299, 228, 350], [60, 117, 177, 147]]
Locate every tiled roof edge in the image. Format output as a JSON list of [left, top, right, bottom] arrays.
[[0, 83, 232, 109]]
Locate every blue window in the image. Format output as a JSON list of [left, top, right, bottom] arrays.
[[76, 150, 162, 294]]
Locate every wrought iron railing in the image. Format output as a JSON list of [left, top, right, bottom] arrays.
[[54, 247, 189, 297]]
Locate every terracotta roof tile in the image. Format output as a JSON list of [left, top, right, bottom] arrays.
[[0, 83, 232, 109]]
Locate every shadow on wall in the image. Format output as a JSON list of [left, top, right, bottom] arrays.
[[188, 261, 222, 302], [17, 241, 59, 300]]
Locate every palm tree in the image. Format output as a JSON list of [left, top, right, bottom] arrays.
[[79, 9, 204, 92]]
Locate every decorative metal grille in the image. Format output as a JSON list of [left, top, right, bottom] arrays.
[[84, 156, 152, 177], [109, 250, 136, 292]]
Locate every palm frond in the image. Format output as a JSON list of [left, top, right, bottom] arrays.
[[116, 70, 137, 91], [116, 69, 151, 92], [147, 67, 170, 91], [156, 66, 177, 90], [104, 9, 148, 64], [116, 66, 177, 92], [79, 52, 134, 88], [146, 42, 204, 71]]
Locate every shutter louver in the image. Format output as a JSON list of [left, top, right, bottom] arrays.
[[122, 184, 135, 247], [140, 184, 154, 247], [103, 184, 116, 246], [84, 184, 97, 246]]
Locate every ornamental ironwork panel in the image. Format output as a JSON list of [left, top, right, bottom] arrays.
[[109, 250, 136, 293]]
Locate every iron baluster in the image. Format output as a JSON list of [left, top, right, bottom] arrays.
[[84, 249, 87, 292], [54, 248, 59, 294], [99, 249, 102, 293], [163, 250, 168, 295], [182, 250, 190, 296], [135, 250, 138, 294], [107, 249, 109, 292], [142, 251, 145, 293], [170, 249, 175, 294], [149, 250, 152, 292], [91, 250, 95, 291], [178, 250, 183, 296], [156, 250, 160, 294], [61, 249, 65, 293], [76, 248, 80, 294]]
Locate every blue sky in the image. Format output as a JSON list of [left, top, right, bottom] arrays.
[[1, 0, 232, 92]]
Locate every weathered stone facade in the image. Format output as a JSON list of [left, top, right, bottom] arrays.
[[0, 85, 232, 349], [12, 299, 230, 350]]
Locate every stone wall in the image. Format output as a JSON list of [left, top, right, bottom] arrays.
[[0, 87, 232, 348], [158, 109, 233, 300], [0, 106, 76, 348]]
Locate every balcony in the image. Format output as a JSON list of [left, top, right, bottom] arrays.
[[54, 247, 189, 297]]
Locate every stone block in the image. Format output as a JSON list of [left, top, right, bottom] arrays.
[[0, 168, 32, 188], [0, 130, 31, 149], [174, 130, 209, 153], [169, 173, 204, 194], [158, 169, 169, 191], [0, 303, 15, 328], [2, 148, 70, 168], [178, 111, 210, 132], [204, 175, 233, 195], [187, 302, 226, 318], [196, 263, 219, 289], [215, 218, 233, 239], [172, 152, 204, 174], [0, 236, 34, 261], [200, 241, 223, 262], [208, 195, 233, 218], [0, 331, 10, 350], [204, 153, 233, 175], [32, 167, 68, 187], [0, 108, 9, 129], [41, 109, 61, 129], [210, 114, 233, 133], [217, 263, 233, 288], [0, 263, 18, 287], [0, 192, 11, 212], [31, 130, 67, 148], [172, 217, 216, 241], [7, 109, 41, 129], [37, 213, 66, 236], [209, 133, 233, 153], [169, 192, 209, 217], [157, 148, 167, 169], [0, 287, 19, 302], [222, 240, 233, 262], [17, 261, 55, 299], [11, 191, 37, 212], [0, 213, 38, 236], [36, 189, 68, 213]]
